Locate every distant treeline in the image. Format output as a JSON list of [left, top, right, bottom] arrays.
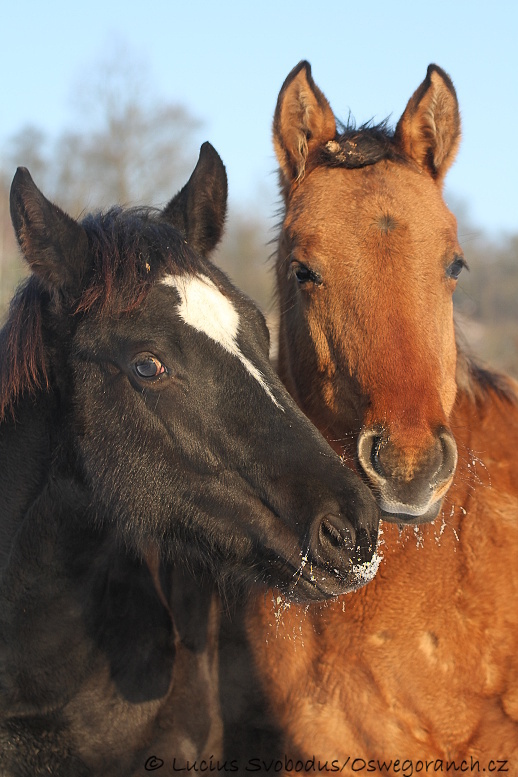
[[454, 229, 518, 378]]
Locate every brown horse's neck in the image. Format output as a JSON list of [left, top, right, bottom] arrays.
[[452, 364, 518, 486]]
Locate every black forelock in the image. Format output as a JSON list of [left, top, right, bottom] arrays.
[[76, 206, 200, 315]]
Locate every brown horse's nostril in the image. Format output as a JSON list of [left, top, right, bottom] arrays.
[[370, 435, 385, 477], [358, 428, 386, 484], [435, 429, 458, 486]]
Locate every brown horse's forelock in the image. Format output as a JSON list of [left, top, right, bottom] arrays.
[[316, 120, 404, 170], [0, 207, 197, 420]]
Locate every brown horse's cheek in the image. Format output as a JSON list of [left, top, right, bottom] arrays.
[[440, 309, 458, 417]]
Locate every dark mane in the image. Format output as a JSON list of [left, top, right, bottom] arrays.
[[455, 320, 518, 406], [0, 206, 197, 420], [470, 361, 518, 404], [316, 118, 404, 170], [456, 346, 518, 407], [0, 276, 49, 420]]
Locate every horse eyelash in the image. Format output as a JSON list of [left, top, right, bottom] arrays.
[[290, 261, 322, 286]]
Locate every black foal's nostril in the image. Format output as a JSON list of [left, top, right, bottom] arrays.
[[355, 526, 375, 565], [314, 512, 355, 568], [319, 516, 344, 549]]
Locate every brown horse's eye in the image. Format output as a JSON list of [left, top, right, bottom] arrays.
[[133, 355, 166, 379], [446, 256, 467, 280], [291, 261, 322, 286]]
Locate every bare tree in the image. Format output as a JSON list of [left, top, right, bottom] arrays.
[[215, 208, 274, 314], [0, 42, 205, 318], [4, 42, 201, 215]]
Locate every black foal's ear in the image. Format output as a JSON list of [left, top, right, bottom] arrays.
[[162, 142, 228, 256], [10, 167, 89, 295]]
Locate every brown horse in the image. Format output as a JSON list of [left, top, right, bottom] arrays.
[[247, 63, 518, 766]]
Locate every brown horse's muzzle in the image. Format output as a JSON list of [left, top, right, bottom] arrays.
[[356, 426, 458, 524]]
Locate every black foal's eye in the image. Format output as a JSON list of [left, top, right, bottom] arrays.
[[133, 355, 166, 380], [291, 261, 322, 286], [446, 256, 468, 280]]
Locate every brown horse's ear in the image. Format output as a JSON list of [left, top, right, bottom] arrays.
[[395, 64, 461, 183], [273, 61, 336, 190], [10, 167, 89, 295], [162, 142, 227, 257]]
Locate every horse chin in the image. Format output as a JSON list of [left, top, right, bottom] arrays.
[[277, 576, 353, 604], [270, 554, 382, 603], [380, 499, 442, 526]]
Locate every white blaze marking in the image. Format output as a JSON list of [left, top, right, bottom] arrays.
[[162, 274, 283, 410]]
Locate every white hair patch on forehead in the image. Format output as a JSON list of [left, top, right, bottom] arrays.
[[162, 274, 283, 411]]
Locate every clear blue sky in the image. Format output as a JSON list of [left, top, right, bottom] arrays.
[[1, 0, 516, 238]]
